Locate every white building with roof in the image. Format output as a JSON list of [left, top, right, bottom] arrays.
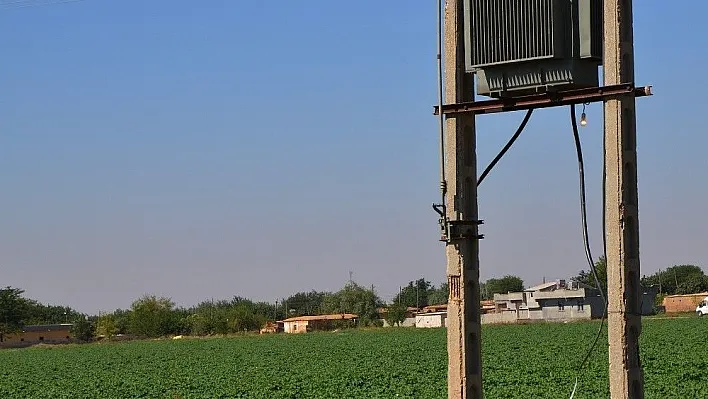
[[415, 311, 448, 328]]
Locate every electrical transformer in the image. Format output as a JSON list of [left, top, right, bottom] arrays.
[[463, 0, 603, 98]]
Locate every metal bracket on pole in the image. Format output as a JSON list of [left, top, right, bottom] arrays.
[[433, 83, 652, 116], [445, 219, 485, 241], [433, 204, 484, 242]]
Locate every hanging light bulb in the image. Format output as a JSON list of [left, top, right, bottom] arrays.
[[579, 103, 588, 127]]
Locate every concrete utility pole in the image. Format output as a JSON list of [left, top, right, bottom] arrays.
[[604, 0, 644, 398], [443, 0, 483, 397]]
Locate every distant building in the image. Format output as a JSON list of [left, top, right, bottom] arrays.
[[480, 300, 496, 314], [259, 321, 283, 334], [420, 302, 495, 314], [486, 279, 658, 325], [662, 292, 708, 314], [415, 311, 448, 328], [640, 285, 660, 315], [392, 302, 496, 328], [280, 314, 358, 334], [381, 302, 493, 328], [487, 280, 603, 324], [1, 324, 73, 347], [378, 307, 418, 327], [419, 304, 448, 314]]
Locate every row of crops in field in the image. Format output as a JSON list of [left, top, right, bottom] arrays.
[[1, 317, 706, 398]]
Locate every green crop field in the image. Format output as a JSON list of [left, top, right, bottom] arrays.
[[0, 317, 706, 399]]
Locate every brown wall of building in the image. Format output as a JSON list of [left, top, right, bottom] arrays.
[[283, 318, 356, 333], [663, 294, 707, 313], [3, 329, 72, 346], [307, 319, 336, 331], [283, 320, 309, 334]]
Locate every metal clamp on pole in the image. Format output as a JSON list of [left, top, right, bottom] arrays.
[[445, 219, 485, 241], [433, 204, 484, 242], [432, 204, 448, 241]]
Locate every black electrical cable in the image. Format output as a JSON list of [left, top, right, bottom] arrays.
[[568, 103, 608, 399], [571, 105, 606, 306], [478, 109, 534, 186], [602, 110, 608, 274], [435, 0, 446, 205]]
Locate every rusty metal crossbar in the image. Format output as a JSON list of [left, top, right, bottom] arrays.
[[432, 83, 652, 116]]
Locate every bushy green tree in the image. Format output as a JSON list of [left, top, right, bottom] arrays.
[[181, 297, 270, 336], [96, 314, 118, 338], [229, 305, 264, 333], [0, 286, 27, 342], [282, 290, 329, 316], [641, 265, 707, 295], [393, 279, 433, 308], [112, 309, 131, 335], [184, 313, 210, 336], [428, 282, 449, 305], [321, 282, 383, 327], [572, 256, 607, 293], [22, 301, 79, 325], [129, 295, 175, 338], [485, 275, 525, 296], [385, 302, 407, 327], [71, 317, 96, 342], [676, 274, 708, 295]]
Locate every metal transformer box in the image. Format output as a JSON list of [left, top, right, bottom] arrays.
[[463, 0, 604, 98]]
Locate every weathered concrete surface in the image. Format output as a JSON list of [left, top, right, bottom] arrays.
[[604, 0, 644, 398], [444, 1, 483, 398]]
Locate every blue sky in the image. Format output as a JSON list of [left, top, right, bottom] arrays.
[[1, 1, 706, 314]]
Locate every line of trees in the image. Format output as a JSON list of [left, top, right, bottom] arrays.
[[278, 282, 383, 325], [3, 263, 704, 342], [93, 295, 276, 338], [387, 275, 527, 308], [95, 282, 387, 339], [0, 281, 391, 341], [392, 279, 449, 309], [572, 257, 708, 298], [0, 275, 537, 342]]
